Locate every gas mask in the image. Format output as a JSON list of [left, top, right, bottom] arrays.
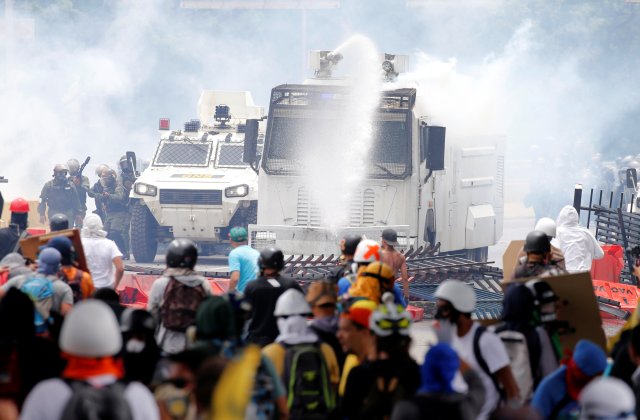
[[125, 338, 146, 353], [100, 176, 116, 188], [53, 170, 68, 182], [539, 302, 557, 323]]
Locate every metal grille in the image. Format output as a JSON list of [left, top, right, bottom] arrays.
[[496, 155, 505, 198], [153, 142, 212, 167], [349, 188, 375, 226], [296, 187, 321, 226], [159, 189, 222, 205]]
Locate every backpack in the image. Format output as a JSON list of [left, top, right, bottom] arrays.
[[20, 276, 54, 334], [472, 326, 505, 400], [247, 358, 278, 420], [492, 327, 534, 400], [282, 343, 335, 420], [61, 380, 133, 420], [59, 269, 85, 303], [159, 277, 207, 332]]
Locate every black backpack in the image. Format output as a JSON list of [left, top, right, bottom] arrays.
[[61, 380, 133, 420], [282, 343, 335, 420]]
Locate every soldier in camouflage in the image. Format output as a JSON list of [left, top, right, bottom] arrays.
[[100, 168, 131, 259], [88, 163, 110, 222], [67, 158, 91, 221], [38, 164, 83, 227]]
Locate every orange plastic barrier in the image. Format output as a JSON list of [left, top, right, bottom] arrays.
[[592, 279, 638, 311], [116, 274, 229, 308], [406, 305, 425, 322], [591, 245, 625, 283]]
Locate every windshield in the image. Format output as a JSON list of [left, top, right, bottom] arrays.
[[263, 109, 411, 178], [153, 141, 212, 167], [215, 143, 263, 168]]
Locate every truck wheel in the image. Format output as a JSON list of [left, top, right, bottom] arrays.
[[131, 202, 158, 263]]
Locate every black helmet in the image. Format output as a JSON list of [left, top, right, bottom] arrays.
[[523, 230, 551, 254], [120, 308, 156, 333], [50, 213, 69, 232], [341, 235, 362, 256], [258, 247, 285, 271], [166, 238, 198, 269]]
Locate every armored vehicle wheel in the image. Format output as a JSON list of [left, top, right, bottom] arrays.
[[131, 202, 158, 263]]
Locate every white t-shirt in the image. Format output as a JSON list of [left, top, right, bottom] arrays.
[[451, 322, 510, 420], [81, 237, 123, 289], [21, 376, 159, 420]]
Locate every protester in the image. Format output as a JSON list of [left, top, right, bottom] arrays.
[[93, 287, 126, 320], [380, 228, 410, 302], [525, 279, 564, 364], [228, 226, 260, 292], [532, 339, 606, 419], [579, 377, 636, 420], [626, 325, 640, 416], [307, 279, 346, 367], [0, 198, 30, 260], [262, 289, 339, 419], [349, 261, 406, 306], [329, 234, 362, 283], [0, 253, 31, 282], [46, 236, 94, 301], [553, 205, 604, 272], [80, 214, 124, 289], [337, 239, 380, 297], [342, 292, 420, 420], [534, 217, 566, 270], [336, 299, 377, 397], [48, 213, 69, 232], [513, 230, 567, 280], [193, 357, 228, 419], [147, 238, 211, 354], [244, 247, 303, 347], [120, 308, 161, 387], [434, 279, 520, 419], [20, 300, 159, 420], [390, 343, 485, 420]]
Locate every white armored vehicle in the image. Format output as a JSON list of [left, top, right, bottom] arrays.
[[130, 91, 264, 262], [246, 51, 504, 260]]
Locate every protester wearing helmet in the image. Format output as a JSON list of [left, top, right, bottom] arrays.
[[47, 235, 94, 301], [307, 279, 346, 367], [350, 260, 408, 307], [337, 299, 377, 397], [532, 339, 607, 419], [147, 238, 212, 354], [328, 234, 362, 283], [554, 205, 604, 273], [228, 226, 260, 292], [80, 213, 124, 289], [579, 377, 635, 420], [342, 293, 420, 420], [434, 280, 519, 419], [48, 213, 69, 232], [390, 343, 486, 420], [337, 239, 380, 297], [0, 198, 31, 260], [37, 164, 83, 228], [513, 230, 567, 280], [244, 247, 303, 347], [20, 300, 159, 419], [516, 218, 566, 272], [262, 289, 339, 418]]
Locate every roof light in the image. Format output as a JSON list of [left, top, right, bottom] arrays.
[[159, 118, 170, 130]]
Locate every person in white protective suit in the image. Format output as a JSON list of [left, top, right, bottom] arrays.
[[552, 205, 604, 273]]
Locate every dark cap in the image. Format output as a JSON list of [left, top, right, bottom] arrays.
[[381, 229, 399, 246]]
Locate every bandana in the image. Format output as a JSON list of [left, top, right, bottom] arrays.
[[62, 353, 123, 380]]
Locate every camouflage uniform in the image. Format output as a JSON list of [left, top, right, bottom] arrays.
[[70, 174, 91, 213], [102, 182, 130, 258], [38, 179, 82, 224]]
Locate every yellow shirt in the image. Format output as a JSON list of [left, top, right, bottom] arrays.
[[262, 341, 340, 386], [339, 353, 360, 396]]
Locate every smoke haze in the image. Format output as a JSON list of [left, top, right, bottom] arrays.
[[1, 0, 640, 221]]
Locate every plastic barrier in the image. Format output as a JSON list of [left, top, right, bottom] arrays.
[[592, 279, 638, 312], [406, 305, 424, 322], [116, 273, 229, 308], [592, 245, 625, 283]]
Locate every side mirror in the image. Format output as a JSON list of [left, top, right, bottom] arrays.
[[627, 168, 638, 189], [126, 151, 139, 177], [420, 124, 446, 171], [243, 119, 259, 166]]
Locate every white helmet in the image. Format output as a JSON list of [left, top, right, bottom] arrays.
[[59, 300, 122, 358], [274, 289, 312, 317], [579, 377, 635, 419], [435, 280, 476, 313], [353, 239, 381, 264], [369, 292, 412, 337], [535, 217, 557, 238]]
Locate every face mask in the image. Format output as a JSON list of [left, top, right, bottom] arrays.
[[126, 338, 146, 353], [540, 302, 557, 323], [436, 319, 456, 344]]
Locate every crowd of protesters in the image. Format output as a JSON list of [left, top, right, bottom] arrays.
[[0, 196, 640, 419]]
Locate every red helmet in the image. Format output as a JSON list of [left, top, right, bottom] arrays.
[[9, 198, 30, 213]]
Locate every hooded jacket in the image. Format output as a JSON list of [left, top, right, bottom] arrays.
[[553, 206, 604, 272]]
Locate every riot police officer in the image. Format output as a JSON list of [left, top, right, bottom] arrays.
[[88, 163, 110, 222], [100, 168, 130, 259], [67, 158, 91, 219], [38, 164, 83, 227]]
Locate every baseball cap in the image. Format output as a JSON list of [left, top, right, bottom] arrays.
[[306, 280, 337, 307], [229, 227, 248, 242], [381, 229, 399, 246], [341, 299, 377, 329]]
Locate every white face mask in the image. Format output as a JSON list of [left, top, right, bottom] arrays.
[[125, 338, 146, 353], [435, 319, 456, 344]]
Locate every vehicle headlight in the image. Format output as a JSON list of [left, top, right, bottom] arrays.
[[134, 182, 158, 197], [225, 184, 249, 198]]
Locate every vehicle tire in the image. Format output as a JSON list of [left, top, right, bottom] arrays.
[[131, 202, 158, 263]]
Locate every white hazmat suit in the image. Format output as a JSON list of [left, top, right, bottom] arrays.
[[552, 205, 604, 273]]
